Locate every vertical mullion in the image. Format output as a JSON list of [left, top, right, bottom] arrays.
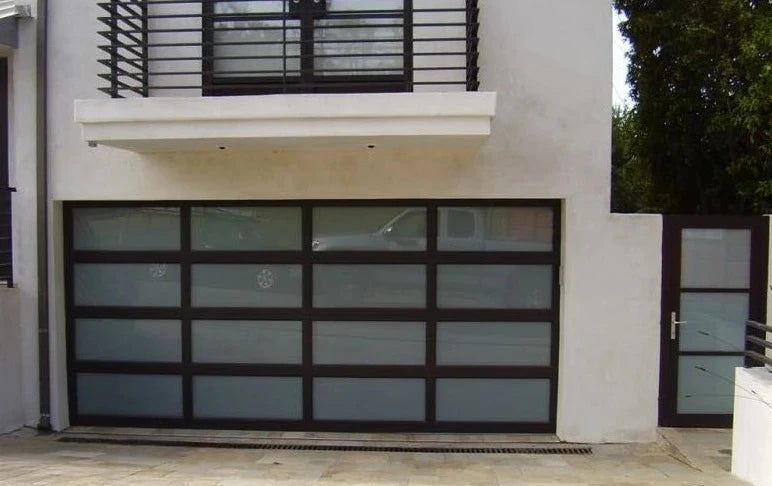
[[299, 4, 315, 89], [201, 1, 214, 96], [140, 0, 149, 97], [302, 204, 313, 424], [425, 203, 438, 424], [180, 205, 192, 422], [548, 201, 561, 430], [281, 0, 288, 92], [671, 224, 684, 421], [746, 218, 769, 364], [403, 0, 413, 92], [64, 205, 78, 423], [465, 0, 479, 91]]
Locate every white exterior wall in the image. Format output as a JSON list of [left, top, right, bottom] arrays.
[[0, 287, 22, 433], [0, 4, 39, 433], [731, 367, 772, 486], [23, 0, 665, 442]]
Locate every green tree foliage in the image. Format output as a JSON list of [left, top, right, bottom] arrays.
[[612, 107, 654, 212], [614, 0, 771, 214]]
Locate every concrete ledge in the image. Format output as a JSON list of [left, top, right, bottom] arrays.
[[731, 367, 772, 486], [74, 92, 497, 153]]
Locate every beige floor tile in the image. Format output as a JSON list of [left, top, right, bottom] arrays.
[[0, 429, 753, 486]]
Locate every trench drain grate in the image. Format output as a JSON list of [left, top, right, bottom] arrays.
[[57, 437, 592, 455]]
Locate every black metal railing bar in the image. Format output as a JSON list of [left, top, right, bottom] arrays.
[[746, 320, 772, 368]]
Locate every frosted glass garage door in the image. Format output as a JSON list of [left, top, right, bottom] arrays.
[[67, 201, 560, 431]]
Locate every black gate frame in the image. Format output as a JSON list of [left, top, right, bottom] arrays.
[[659, 215, 769, 428]]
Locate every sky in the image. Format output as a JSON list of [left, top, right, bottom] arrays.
[[612, 9, 633, 108]]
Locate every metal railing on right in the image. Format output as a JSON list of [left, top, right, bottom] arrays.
[[746, 320, 772, 368]]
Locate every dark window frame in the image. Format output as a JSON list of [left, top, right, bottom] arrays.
[[202, 0, 415, 96], [64, 199, 561, 433]]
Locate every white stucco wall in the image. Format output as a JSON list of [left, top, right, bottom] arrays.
[[731, 367, 772, 486], [558, 212, 662, 442], [0, 5, 39, 433], [30, 0, 665, 441], [0, 288, 23, 433]]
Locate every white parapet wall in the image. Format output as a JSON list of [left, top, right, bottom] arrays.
[[732, 367, 772, 486]]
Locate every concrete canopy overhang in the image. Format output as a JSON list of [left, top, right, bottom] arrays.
[[73, 92, 497, 154], [0, 1, 32, 48]]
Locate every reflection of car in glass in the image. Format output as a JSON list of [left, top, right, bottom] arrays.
[[312, 207, 551, 252], [312, 209, 428, 252], [312, 209, 551, 309]]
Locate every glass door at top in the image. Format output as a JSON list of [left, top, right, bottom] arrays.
[[65, 200, 561, 432]]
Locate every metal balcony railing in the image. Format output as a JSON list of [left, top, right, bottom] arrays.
[[746, 320, 772, 369], [98, 0, 480, 98]]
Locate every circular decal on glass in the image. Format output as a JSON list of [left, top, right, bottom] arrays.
[[148, 263, 168, 279], [256, 268, 274, 289]]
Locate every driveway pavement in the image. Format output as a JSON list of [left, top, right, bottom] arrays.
[[0, 428, 748, 485]]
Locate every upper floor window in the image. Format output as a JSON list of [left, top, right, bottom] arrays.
[[206, 0, 409, 95], [99, 0, 479, 97]]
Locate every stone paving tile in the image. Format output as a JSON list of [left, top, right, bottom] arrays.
[[0, 429, 753, 485]]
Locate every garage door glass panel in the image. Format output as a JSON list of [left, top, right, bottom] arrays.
[[313, 207, 426, 251], [77, 373, 182, 418], [314, 265, 426, 308], [74, 263, 181, 307], [679, 293, 749, 352], [437, 265, 552, 309], [438, 207, 553, 252], [313, 321, 425, 365], [191, 207, 301, 251], [193, 320, 302, 364], [677, 356, 745, 414], [681, 229, 751, 289], [436, 379, 550, 422], [192, 264, 302, 307], [73, 207, 180, 251], [76, 319, 181, 362], [193, 376, 302, 420], [314, 378, 425, 421], [437, 322, 550, 366]]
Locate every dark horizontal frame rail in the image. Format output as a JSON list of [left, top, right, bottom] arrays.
[[746, 320, 772, 367], [98, 0, 480, 97]]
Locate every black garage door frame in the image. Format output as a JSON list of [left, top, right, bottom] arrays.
[[64, 199, 561, 433]]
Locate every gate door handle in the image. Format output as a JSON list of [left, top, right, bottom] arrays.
[[670, 311, 687, 341]]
